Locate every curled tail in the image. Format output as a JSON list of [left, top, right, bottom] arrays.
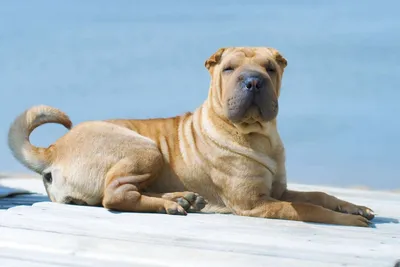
[[8, 105, 72, 173]]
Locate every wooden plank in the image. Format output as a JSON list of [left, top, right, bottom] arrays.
[[0, 247, 159, 267], [0, 228, 368, 267], [1, 204, 399, 266], [0, 194, 49, 210], [0, 187, 29, 198], [6, 203, 400, 238], [0, 177, 399, 267], [0, 177, 47, 196]]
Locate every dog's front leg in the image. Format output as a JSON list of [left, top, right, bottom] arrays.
[[280, 190, 375, 220], [218, 178, 371, 227], [234, 198, 371, 227]]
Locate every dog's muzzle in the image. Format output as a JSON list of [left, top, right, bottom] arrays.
[[226, 70, 278, 123]]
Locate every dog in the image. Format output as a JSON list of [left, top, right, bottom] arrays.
[[8, 47, 374, 226]]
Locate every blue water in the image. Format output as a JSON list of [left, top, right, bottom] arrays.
[[1, 1, 399, 189]]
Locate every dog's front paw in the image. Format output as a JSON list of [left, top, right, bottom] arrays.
[[337, 203, 375, 220], [176, 192, 207, 212], [335, 213, 372, 227], [164, 202, 187, 216]]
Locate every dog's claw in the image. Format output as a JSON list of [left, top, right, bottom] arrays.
[[177, 197, 191, 210], [337, 204, 375, 220], [183, 192, 196, 203], [164, 202, 187, 216]]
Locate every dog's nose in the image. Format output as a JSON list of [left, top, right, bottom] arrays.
[[243, 76, 263, 93]]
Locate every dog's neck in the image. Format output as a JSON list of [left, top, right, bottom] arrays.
[[202, 96, 281, 140], [192, 99, 282, 176], [201, 95, 279, 138]]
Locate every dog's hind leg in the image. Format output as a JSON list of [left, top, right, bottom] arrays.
[[102, 152, 188, 215]]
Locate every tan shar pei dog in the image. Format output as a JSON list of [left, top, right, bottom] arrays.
[[8, 47, 374, 227]]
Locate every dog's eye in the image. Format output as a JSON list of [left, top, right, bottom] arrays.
[[43, 172, 52, 184], [223, 66, 234, 72], [265, 66, 276, 73]]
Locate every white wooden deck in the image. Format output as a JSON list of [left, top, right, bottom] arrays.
[[1, 176, 399, 267]]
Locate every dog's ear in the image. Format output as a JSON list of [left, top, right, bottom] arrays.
[[268, 48, 288, 69], [205, 48, 226, 72]]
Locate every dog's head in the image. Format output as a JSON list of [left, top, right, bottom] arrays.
[[205, 47, 287, 128]]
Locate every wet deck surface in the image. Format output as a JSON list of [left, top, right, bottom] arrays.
[[1, 176, 399, 267]]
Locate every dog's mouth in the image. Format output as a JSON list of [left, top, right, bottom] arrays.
[[242, 106, 262, 123], [232, 107, 265, 134], [227, 97, 277, 125]]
